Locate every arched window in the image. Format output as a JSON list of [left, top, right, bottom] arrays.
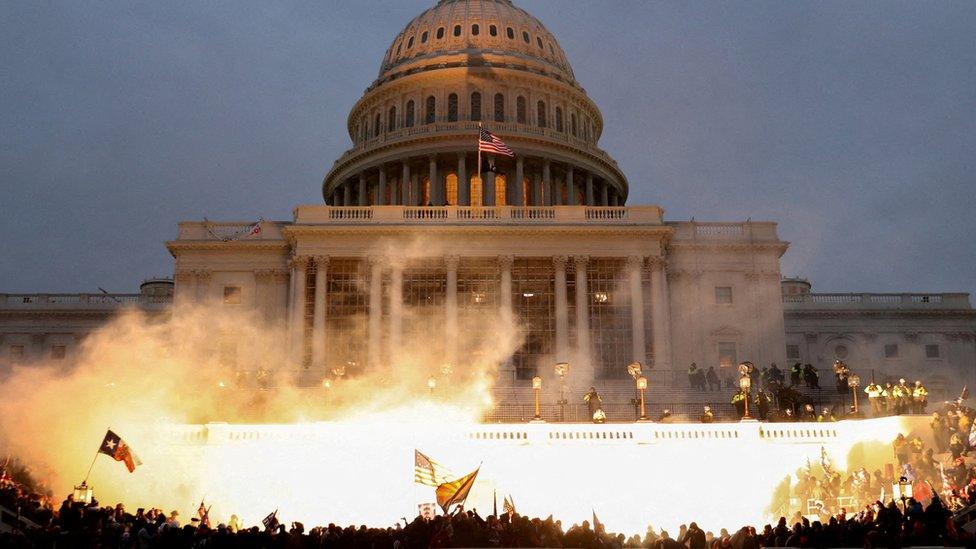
[[407, 36, 414, 49], [489, 25, 497, 37], [571, 113, 577, 137], [516, 96, 526, 124], [537, 101, 547, 128], [471, 24, 479, 36], [453, 25, 461, 37], [584, 119, 590, 141], [436, 27, 445, 39], [522, 31, 530, 43], [374, 112, 381, 137], [537, 37, 543, 49], [405, 100, 415, 128], [493, 93, 505, 122], [448, 93, 458, 122], [425, 96, 436, 125], [555, 107, 563, 132], [395, 44, 401, 56], [360, 116, 367, 141], [506, 27, 515, 39], [470, 92, 482, 122], [549, 43, 554, 55], [388, 106, 397, 132], [421, 31, 429, 43]]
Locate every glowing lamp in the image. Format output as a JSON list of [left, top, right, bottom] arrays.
[[636, 376, 649, 422], [73, 482, 93, 505], [637, 376, 648, 390], [531, 376, 544, 422], [322, 379, 332, 389], [893, 476, 913, 510], [532, 376, 542, 390], [848, 374, 861, 414], [427, 377, 437, 390], [739, 376, 751, 391], [593, 292, 609, 303]]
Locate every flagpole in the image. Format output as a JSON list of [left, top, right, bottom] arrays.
[[477, 123, 482, 186], [83, 427, 110, 484]]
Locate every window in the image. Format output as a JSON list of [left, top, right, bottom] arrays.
[[436, 27, 444, 39], [388, 106, 397, 132], [516, 96, 526, 123], [51, 345, 66, 360], [407, 36, 414, 49], [405, 100, 415, 127], [506, 27, 515, 39], [522, 31, 530, 43], [493, 93, 505, 122], [453, 25, 461, 37], [715, 286, 733, 304], [884, 344, 899, 358], [571, 113, 577, 136], [489, 25, 497, 37], [549, 42, 555, 55], [425, 96, 436, 124], [395, 44, 401, 56], [786, 344, 800, 360], [471, 24, 479, 36], [718, 342, 737, 369], [834, 344, 848, 359], [536, 100, 547, 127], [447, 93, 458, 122], [555, 107, 563, 132], [470, 92, 481, 121], [373, 112, 381, 137], [537, 36, 543, 49], [421, 31, 429, 43], [926, 344, 941, 359], [223, 286, 242, 304], [9, 345, 24, 360]]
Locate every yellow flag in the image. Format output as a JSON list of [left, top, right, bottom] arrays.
[[435, 468, 480, 513]]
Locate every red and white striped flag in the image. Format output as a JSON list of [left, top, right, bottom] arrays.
[[479, 127, 515, 157]]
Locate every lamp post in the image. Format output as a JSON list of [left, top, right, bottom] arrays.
[[531, 376, 544, 422], [554, 362, 569, 422], [848, 374, 861, 415], [637, 376, 649, 422], [73, 482, 93, 505], [427, 376, 437, 396], [893, 476, 913, 511], [740, 374, 752, 420]]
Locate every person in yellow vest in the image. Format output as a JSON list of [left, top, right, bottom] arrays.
[[881, 383, 894, 415], [892, 379, 910, 415], [912, 381, 929, 414], [864, 382, 884, 416]]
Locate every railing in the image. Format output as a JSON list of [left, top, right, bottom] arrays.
[[784, 293, 971, 309], [292, 205, 663, 226], [694, 223, 743, 238], [0, 293, 171, 308], [668, 221, 781, 242]]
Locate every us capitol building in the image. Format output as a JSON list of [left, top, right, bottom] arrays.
[[2, 0, 974, 411]]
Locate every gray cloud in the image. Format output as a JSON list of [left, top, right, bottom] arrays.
[[1, 1, 973, 295]]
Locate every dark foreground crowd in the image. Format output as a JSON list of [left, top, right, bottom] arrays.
[[2, 484, 975, 549]]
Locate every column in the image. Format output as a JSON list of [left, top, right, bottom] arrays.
[[411, 173, 421, 206], [649, 257, 672, 368], [401, 162, 411, 206], [428, 155, 439, 206], [499, 255, 514, 320], [543, 160, 552, 206], [344, 180, 353, 206], [585, 173, 594, 206], [532, 173, 543, 206], [457, 153, 469, 206], [600, 182, 609, 207], [368, 257, 384, 366], [290, 257, 309, 365], [377, 168, 387, 206], [572, 256, 590, 363], [358, 173, 367, 206], [554, 256, 569, 360], [628, 256, 646, 365], [389, 264, 403, 355], [445, 256, 459, 365], [483, 170, 496, 206], [514, 157, 525, 206], [312, 256, 329, 369], [566, 167, 576, 206]]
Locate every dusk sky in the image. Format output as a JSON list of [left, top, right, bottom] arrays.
[[2, 1, 974, 295]]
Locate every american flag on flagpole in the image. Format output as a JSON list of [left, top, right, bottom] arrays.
[[479, 127, 515, 157], [414, 449, 454, 486]]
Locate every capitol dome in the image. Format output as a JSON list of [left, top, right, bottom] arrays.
[[323, 0, 629, 209]]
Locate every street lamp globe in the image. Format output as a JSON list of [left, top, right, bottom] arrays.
[[532, 376, 542, 390], [637, 376, 648, 390], [427, 376, 437, 390], [739, 375, 751, 391]]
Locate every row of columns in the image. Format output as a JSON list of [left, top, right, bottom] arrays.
[[330, 154, 623, 207], [286, 254, 672, 370]]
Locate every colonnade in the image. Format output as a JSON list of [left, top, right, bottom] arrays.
[[286, 254, 671, 373], [328, 153, 623, 207]]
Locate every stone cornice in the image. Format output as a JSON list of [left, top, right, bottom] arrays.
[[669, 241, 790, 256], [166, 241, 290, 256], [283, 225, 672, 240], [785, 309, 976, 319]]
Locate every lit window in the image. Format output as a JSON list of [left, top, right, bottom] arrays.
[[9, 345, 24, 360], [718, 342, 737, 369], [51, 345, 66, 360], [223, 286, 242, 305], [925, 344, 941, 359], [715, 286, 733, 304], [786, 344, 800, 360], [884, 344, 898, 358]]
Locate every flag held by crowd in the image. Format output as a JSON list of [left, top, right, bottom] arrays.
[[478, 127, 515, 157], [819, 447, 833, 477], [415, 450, 454, 486], [503, 494, 516, 518], [98, 430, 141, 473], [262, 509, 279, 531], [436, 468, 480, 514], [197, 500, 212, 528]]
